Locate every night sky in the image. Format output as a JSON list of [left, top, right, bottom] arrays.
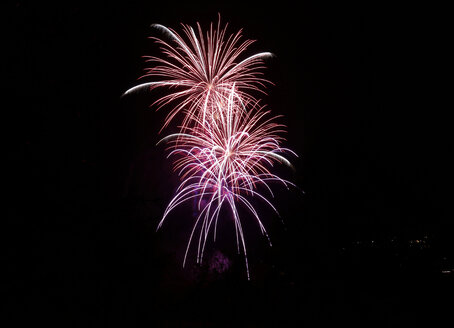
[[6, 1, 452, 327]]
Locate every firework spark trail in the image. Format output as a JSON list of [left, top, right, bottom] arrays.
[[157, 163, 295, 279], [125, 17, 297, 279]]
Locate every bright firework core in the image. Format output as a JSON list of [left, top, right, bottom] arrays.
[[125, 17, 297, 279]]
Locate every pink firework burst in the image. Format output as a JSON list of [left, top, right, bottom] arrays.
[[159, 84, 295, 196], [124, 16, 273, 132], [158, 86, 296, 279]]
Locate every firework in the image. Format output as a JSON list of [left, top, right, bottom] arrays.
[[125, 17, 297, 279], [124, 17, 273, 132], [159, 85, 294, 199], [158, 86, 296, 278]]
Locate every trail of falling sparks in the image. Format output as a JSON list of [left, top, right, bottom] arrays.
[[125, 16, 297, 279]]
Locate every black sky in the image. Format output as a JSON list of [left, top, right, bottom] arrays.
[[6, 1, 451, 327]]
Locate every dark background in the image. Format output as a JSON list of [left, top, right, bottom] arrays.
[[5, 0, 452, 327]]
